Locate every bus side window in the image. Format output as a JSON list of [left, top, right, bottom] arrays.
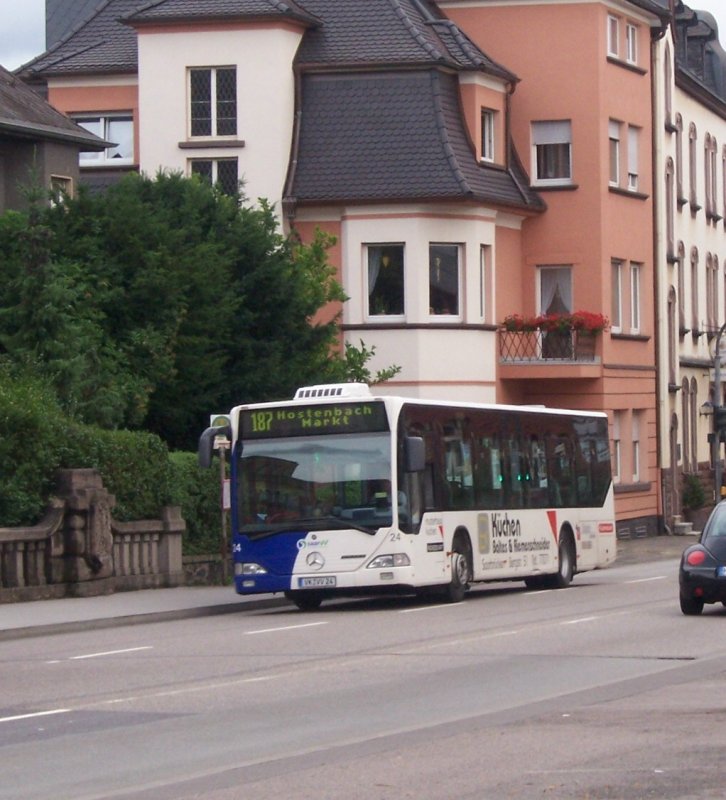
[[547, 435, 575, 506]]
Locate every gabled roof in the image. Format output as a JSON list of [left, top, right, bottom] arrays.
[[0, 66, 106, 148], [288, 69, 543, 211]]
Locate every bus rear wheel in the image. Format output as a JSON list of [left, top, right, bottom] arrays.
[[542, 533, 575, 589], [285, 591, 323, 611]]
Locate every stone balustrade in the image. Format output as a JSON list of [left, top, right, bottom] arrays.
[[0, 469, 185, 602]]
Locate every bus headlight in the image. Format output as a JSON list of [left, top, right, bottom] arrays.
[[235, 562, 268, 576], [367, 553, 410, 569]]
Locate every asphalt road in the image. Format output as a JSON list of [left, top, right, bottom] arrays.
[[1, 551, 724, 800]]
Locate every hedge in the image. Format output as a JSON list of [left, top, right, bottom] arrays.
[[0, 373, 222, 556]]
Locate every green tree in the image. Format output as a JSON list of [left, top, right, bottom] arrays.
[[0, 172, 394, 450]]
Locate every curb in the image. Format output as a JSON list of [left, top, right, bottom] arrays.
[[0, 597, 290, 642]]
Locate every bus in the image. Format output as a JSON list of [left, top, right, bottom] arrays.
[[198, 383, 615, 610]]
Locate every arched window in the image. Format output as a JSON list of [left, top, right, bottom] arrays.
[[664, 43, 673, 130], [705, 134, 713, 217], [691, 246, 700, 332], [678, 241, 686, 332], [666, 157, 675, 258], [690, 377, 698, 473], [689, 122, 700, 211], [682, 377, 690, 469], [667, 286, 677, 387], [676, 114, 684, 203]]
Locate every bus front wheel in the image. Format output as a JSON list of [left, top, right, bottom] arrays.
[[285, 591, 323, 611], [444, 538, 471, 603]]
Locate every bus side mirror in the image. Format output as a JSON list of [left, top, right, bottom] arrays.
[[404, 436, 425, 473], [198, 425, 231, 468]]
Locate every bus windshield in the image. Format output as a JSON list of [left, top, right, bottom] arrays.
[[236, 432, 395, 536]]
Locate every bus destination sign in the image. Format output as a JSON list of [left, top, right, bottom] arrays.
[[241, 402, 389, 439]]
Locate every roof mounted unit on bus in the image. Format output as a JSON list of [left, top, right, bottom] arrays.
[[294, 383, 372, 400]]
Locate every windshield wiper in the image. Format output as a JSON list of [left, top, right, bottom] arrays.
[[241, 516, 378, 538]]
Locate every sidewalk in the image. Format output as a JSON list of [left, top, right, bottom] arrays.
[[0, 534, 697, 640]]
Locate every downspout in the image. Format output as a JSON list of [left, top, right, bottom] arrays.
[[651, 14, 671, 533], [281, 67, 304, 232]]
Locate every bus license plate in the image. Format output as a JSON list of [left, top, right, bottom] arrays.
[[298, 576, 336, 588]]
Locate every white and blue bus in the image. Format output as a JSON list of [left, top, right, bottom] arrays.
[[199, 383, 615, 610]]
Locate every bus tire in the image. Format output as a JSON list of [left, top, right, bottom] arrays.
[[443, 535, 471, 603], [543, 532, 575, 589], [285, 591, 323, 611]]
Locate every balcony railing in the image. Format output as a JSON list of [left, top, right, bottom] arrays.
[[499, 329, 599, 363]]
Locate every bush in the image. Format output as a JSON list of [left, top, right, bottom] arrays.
[[682, 472, 706, 511], [169, 451, 222, 555], [59, 424, 174, 521], [0, 371, 66, 525], [0, 370, 173, 525]]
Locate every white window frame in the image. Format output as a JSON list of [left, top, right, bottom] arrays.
[[188, 66, 238, 139], [630, 262, 641, 333], [609, 120, 621, 186], [188, 157, 239, 195], [608, 15, 619, 58], [627, 125, 639, 191], [366, 243, 406, 319], [631, 413, 640, 483], [481, 108, 495, 163], [480, 244, 492, 322], [612, 411, 622, 484], [428, 243, 462, 318], [50, 174, 73, 206], [75, 113, 134, 166], [531, 120, 572, 186], [626, 23, 638, 65], [611, 259, 623, 332]]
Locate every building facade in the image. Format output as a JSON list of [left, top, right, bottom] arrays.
[[653, 3, 726, 526], [18, 0, 726, 536]]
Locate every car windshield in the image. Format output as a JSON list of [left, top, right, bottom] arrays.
[[704, 503, 726, 542], [236, 432, 395, 536]]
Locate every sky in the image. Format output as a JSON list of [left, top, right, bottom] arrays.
[[1, 0, 726, 71]]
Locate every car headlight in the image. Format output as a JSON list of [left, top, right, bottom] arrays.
[[367, 553, 411, 569]]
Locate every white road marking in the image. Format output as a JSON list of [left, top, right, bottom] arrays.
[[0, 709, 70, 724], [70, 646, 154, 660], [624, 576, 669, 584], [561, 616, 598, 625], [399, 603, 462, 613], [245, 622, 328, 635]]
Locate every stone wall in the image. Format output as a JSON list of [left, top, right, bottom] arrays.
[[0, 469, 185, 603]]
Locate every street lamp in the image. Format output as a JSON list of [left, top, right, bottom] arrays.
[[710, 321, 726, 501]]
